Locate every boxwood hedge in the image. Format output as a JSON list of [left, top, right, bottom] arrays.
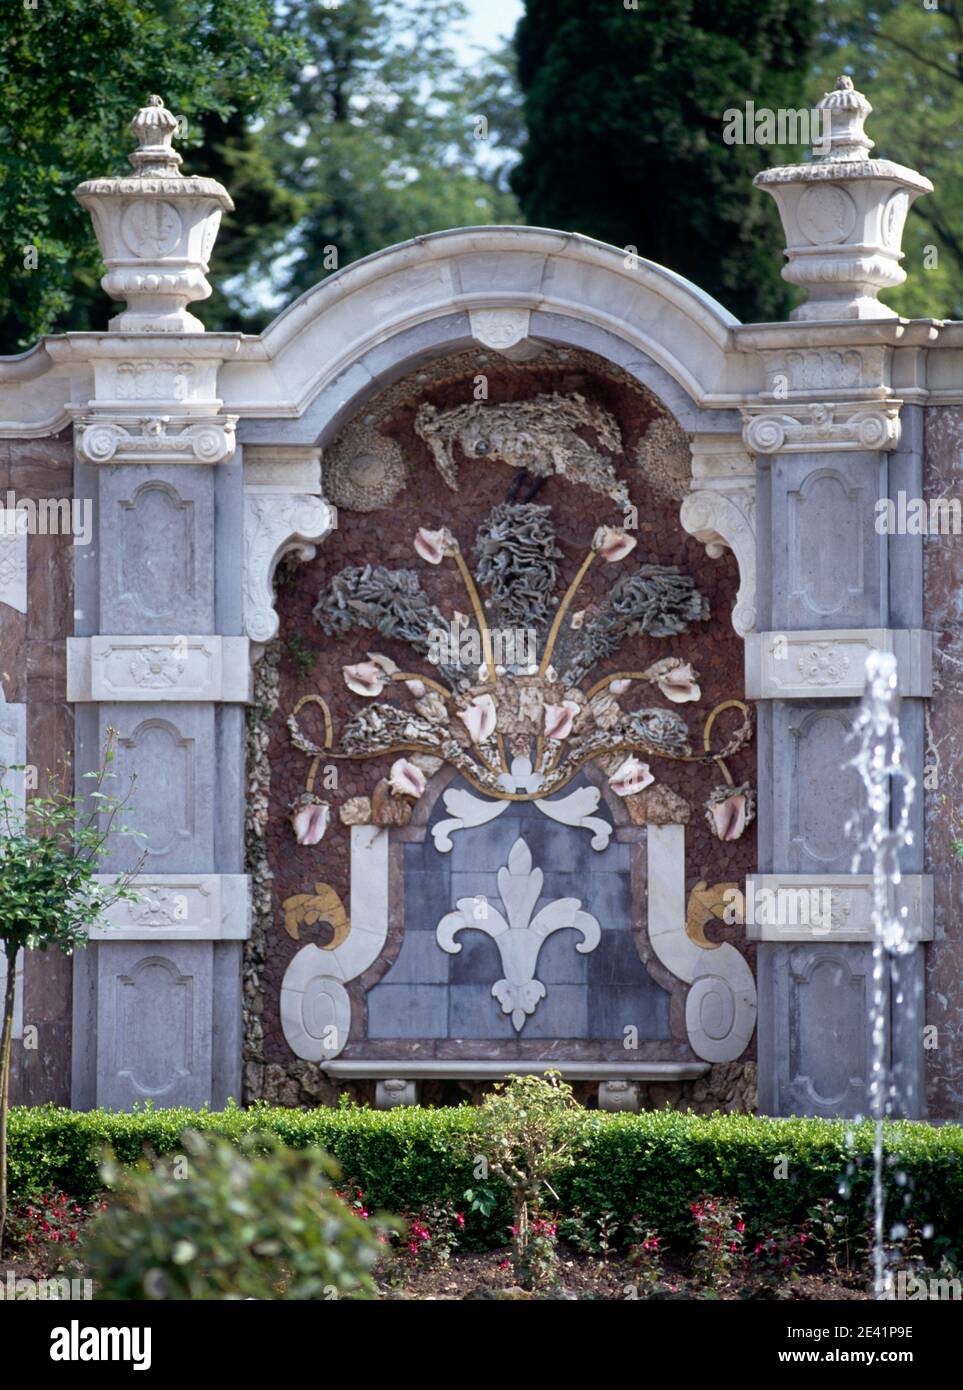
[[8, 1102, 963, 1257]]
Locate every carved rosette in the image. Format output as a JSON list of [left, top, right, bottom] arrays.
[[468, 307, 532, 351]]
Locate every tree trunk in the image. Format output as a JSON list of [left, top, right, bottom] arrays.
[[513, 1192, 529, 1288], [0, 946, 18, 1256]]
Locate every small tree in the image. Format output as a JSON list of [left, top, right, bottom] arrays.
[[474, 1070, 579, 1289], [0, 733, 143, 1253]]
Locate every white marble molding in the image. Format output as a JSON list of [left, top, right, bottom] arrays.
[[647, 824, 757, 1063], [90, 874, 251, 940], [68, 635, 251, 702], [745, 629, 933, 699], [280, 825, 390, 1062], [744, 874, 935, 943]]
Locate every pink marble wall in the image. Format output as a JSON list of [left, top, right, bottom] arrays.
[[922, 407, 963, 1119]]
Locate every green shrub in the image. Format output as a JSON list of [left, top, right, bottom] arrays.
[[81, 1129, 390, 1300], [8, 1101, 963, 1263]]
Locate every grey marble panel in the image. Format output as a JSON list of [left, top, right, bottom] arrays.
[[771, 452, 886, 631], [772, 701, 868, 874], [758, 942, 876, 1118], [98, 702, 216, 874], [98, 464, 214, 634], [887, 405, 924, 629], [96, 941, 213, 1110], [367, 984, 449, 1039]]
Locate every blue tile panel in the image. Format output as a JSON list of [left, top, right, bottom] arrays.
[[365, 775, 671, 1041]]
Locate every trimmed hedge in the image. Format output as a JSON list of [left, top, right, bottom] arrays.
[[9, 1102, 963, 1257]]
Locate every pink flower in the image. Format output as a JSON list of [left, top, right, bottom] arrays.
[[342, 660, 386, 697], [592, 526, 637, 563], [543, 699, 580, 741], [608, 755, 654, 797], [458, 693, 497, 744], [388, 757, 427, 799]]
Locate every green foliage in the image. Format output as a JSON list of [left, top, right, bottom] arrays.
[[258, 0, 520, 311], [82, 1129, 389, 1299], [0, 735, 143, 1252], [8, 1101, 963, 1266], [510, 0, 819, 322], [812, 0, 963, 319], [286, 633, 315, 680], [0, 750, 142, 966], [473, 1071, 578, 1287], [0, 0, 297, 349]]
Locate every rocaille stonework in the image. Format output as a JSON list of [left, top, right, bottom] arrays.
[[246, 347, 757, 1108]]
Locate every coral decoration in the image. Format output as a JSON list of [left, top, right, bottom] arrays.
[[286, 501, 753, 815]]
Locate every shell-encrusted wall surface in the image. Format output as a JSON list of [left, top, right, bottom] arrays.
[[922, 408, 963, 1118], [250, 347, 756, 1101]]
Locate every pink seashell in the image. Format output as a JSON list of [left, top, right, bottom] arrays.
[[592, 526, 638, 563], [290, 797, 330, 845], [414, 527, 457, 564], [610, 678, 632, 695], [343, 660, 386, 697], [706, 784, 754, 841], [388, 758, 427, 799], [458, 693, 497, 744], [405, 678, 427, 698], [657, 662, 701, 704], [543, 699, 580, 741], [608, 756, 654, 797]]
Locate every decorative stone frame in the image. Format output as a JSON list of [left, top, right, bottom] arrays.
[[279, 761, 757, 1079]]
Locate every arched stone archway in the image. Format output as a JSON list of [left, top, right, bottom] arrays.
[[231, 227, 757, 652]]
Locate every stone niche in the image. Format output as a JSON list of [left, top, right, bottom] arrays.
[[248, 346, 757, 1108]]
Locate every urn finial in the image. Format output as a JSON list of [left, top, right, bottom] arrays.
[[753, 75, 932, 320], [814, 75, 874, 163], [128, 94, 183, 177], [74, 94, 233, 332]]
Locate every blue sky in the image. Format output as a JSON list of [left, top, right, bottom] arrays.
[[457, 0, 523, 55]]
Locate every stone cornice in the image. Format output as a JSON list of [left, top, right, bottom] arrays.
[[13, 257, 963, 439]]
